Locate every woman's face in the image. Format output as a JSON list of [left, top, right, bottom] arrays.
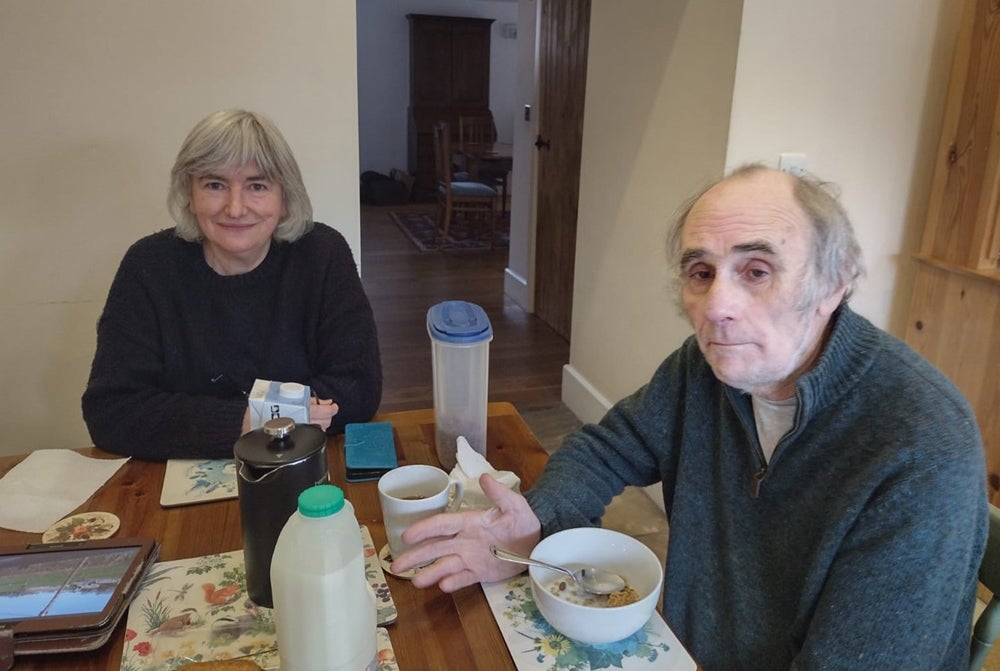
[[189, 162, 285, 275]]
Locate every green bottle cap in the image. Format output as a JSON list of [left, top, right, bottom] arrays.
[[297, 484, 345, 518]]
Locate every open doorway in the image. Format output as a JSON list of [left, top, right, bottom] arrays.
[[356, 0, 587, 341]]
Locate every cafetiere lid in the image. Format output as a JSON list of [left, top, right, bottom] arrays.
[[234, 417, 326, 468]]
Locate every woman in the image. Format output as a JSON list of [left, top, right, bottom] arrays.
[[82, 109, 382, 460]]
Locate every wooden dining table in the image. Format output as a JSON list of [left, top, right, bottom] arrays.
[[0, 402, 551, 671]]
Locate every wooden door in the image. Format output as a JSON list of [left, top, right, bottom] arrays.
[[533, 0, 591, 340]]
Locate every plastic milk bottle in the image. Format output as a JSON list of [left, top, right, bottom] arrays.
[[270, 484, 377, 671]]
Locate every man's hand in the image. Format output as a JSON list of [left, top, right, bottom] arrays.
[[391, 473, 541, 592]]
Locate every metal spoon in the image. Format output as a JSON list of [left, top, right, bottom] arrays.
[[490, 545, 627, 595]]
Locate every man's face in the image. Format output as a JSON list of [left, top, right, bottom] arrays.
[[679, 170, 844, 400]]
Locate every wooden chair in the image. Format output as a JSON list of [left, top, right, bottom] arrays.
[[432, 121, 497, 250], [458, 113, 497, 148], [971, 503, 1000, 670], [459, 113, 509, 216]]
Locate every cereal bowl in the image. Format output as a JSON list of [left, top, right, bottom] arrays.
[[528, 527, 663, 645]]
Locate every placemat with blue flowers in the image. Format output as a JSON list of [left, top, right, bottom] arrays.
[[482, 575, 696, 671]]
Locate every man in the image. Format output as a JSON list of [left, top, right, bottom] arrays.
[[393, 165, 987, 669]]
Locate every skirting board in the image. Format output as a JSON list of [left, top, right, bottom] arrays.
[[561, 364, 667, 513], [503, 266, 530, 311], [561, 364, 612, 425]]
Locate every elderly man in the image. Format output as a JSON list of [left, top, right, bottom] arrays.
[[393, 165, 987, 670]]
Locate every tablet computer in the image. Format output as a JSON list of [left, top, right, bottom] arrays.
[[0, 536, 160, 667]]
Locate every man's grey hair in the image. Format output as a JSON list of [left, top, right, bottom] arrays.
[[167, 109, 313, 243], [666, 163, 865, 310]]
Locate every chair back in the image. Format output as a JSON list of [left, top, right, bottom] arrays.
[[459, 113, 497, 149], [432, 121, 453, 187], [971, 503, 1000, 670]]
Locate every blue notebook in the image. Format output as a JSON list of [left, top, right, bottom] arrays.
[[344, 422, 398, 482]]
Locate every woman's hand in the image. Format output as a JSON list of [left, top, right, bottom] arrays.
[[309, 396, 339, 431], [391, 474, 541, 592]]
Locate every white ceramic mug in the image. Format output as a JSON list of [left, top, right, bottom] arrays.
[[378, 464, 465, 559]]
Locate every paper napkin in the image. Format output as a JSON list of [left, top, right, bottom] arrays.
[[0, 449, 129, 533], [449, 436, 520, 510]]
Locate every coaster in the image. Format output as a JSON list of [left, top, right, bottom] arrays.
[[42, 511, 120, 543], [379, 544, 420, 580]]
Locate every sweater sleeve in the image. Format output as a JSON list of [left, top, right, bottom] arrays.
[[525, 353, 683, 536], [81, 245, 247, 460], [301, 227, 382, 433]]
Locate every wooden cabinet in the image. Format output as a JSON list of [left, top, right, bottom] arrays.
[[407, 14, 494, 199], [904, 0, 1000, 500]]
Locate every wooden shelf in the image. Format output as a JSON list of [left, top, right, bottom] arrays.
[[913, 254, 1000, 287]]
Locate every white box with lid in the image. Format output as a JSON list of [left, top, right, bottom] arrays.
[[427, 301, 493, 471]]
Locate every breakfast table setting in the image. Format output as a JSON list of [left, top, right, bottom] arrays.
[[0, 402, 697, 671]]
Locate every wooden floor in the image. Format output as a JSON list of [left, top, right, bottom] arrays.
[[359, 203, 570, 415]]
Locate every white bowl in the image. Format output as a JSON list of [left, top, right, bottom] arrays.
[[528, 527, 663, 645]]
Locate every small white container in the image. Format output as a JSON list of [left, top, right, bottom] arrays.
[[270, 485, 376, 671], [247, 378, 311, 430], [427, 301, 494, 470]]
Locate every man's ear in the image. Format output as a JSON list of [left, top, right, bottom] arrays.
[[818, 286, 848, 319]]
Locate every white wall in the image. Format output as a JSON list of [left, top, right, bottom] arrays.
[[503, 0, 539, 310], [357, 0, 520, 175], [0, 0, 360, 457], [564, 0, 743, 417], [726, 0, 963, 335], [564, 0, 963, 423]]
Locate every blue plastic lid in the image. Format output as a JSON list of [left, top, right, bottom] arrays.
[[427, 301, 494, 344], [297, 484, 345, 518]]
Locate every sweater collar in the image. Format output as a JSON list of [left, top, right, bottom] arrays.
[[183, 234, 283, 286], [793, 304, 881, 415]]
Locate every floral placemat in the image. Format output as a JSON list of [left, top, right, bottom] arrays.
[[120, 525, 396, 671], [482, 576, 695, 671]]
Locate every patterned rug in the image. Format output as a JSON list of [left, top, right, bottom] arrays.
[[390, 210, 509, 251]]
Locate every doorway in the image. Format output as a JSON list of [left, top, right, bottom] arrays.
[[355, 0, 589, 341]]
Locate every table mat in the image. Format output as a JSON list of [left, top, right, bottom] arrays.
[[482, 575, 695, 671], [160, 459, 238, 508], [120, 525, 395, 671]]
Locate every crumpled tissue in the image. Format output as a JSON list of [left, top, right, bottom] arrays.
[[449, 436, 520, 510], [0, 449, 129, 533]]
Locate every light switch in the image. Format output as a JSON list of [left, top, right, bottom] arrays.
[[778, 152, 807, 176]]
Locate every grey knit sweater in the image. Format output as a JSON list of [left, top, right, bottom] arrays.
[[82, 224, 382, 460], [526, 306, 987, 670]]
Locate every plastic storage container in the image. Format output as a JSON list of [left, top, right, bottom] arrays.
[[270, 485, 376, 671], [427, 300, 494, 470]]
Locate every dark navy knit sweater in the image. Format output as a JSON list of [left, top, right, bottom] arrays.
[[82, 224, 382, 460]]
